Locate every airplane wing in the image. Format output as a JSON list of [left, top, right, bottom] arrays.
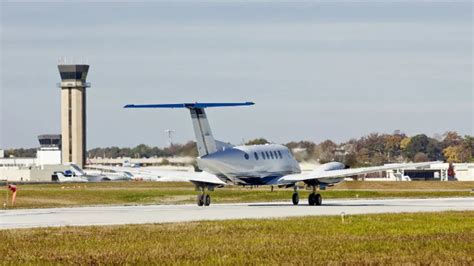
[[273, 161, 441, 186], [87, 165, 226, 186]]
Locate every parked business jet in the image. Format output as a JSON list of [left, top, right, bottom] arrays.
[[97, 102, 437, 206]]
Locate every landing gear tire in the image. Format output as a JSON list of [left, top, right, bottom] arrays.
[[292, 193, 299, 205], [204, 194, 211, 206], [197, 194, 204, 206], [315, 193, 322, 206], [308, 193, 315, 206]]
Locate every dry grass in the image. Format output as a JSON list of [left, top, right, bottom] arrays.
[[0, 211, 473, 264], [335, 181, 474, 190], [1, 181, 473, 209]]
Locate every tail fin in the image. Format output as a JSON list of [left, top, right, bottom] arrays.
[[190, 107, 217, 156], [124, 102, 254, 157], [66, 163, 86, 176]]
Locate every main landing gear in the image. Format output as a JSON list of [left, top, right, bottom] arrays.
[[291, 185, 323, 206], [291, 185, 300, 205], [308, 185, 322, 206], [196, 186, 212, 206], [197, 194, 211, 206], [308, 192, 322, 206]]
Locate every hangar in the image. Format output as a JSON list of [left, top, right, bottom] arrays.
[[387, 162, 474, 181]]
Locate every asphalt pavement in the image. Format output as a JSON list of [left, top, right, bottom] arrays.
[[1, 197, 472, 229]]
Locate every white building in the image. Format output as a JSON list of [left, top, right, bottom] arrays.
[[387, 162, 474, 181], [0, 135, 64, 182]]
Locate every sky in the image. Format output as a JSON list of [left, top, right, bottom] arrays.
[[0, 1, 472, 149]]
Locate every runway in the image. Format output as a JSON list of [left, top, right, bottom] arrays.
[[1, 197, 473, 229]]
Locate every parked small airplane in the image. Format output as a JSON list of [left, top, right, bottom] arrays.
[[52, 170, 88, 183], [52, 163, 133, 183], [122, 158, 140, 168], [95, 102, 438, 206]]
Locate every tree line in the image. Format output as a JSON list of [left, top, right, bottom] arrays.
[[4, 131, 473, 166], [75, 131, 474, 165], [87, 142, 198, 159], [283, 131, 473, 166]]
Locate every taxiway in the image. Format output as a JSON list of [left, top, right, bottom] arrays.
[[1, 197, 472, 229]]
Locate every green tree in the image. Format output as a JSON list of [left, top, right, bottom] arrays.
[[118, 147, 132, 157], [404, 134, 429, 160], [132, 144, 152, 158], [343, 153, 358, 167], [245, 138, 270, 145], [463, 135, 474, 159], [426, 138, 443, 160], [4, 148, 37, 158]]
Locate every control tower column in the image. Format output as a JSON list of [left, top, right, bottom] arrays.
[[57, 64, 91, 168]]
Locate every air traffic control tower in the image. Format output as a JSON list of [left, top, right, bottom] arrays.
[[57, 64, 91, 168]]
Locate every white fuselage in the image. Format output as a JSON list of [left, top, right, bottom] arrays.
[[197, 144, 301, 185]]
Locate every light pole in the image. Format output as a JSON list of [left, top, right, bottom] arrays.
[[165, 129, 175, 147]]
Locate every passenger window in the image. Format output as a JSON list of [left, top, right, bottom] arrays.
[[261, 152, 266, 160], [273, 151, 278, 159], [277, 150, 282, 159], [244, 153, 249, 160], [265, 151, 270, 159], [270, 151, 274, 159], [254, 152, 259, 160]]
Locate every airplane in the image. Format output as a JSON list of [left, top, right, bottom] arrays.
[[122, 158, 140, 168], [52, 171, 88, 183], [95, 102, 439, 206], [52, 163, 133, 183]]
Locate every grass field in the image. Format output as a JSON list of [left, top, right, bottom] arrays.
[[1, 211, 472, 264], [2, 181, 473, 209]]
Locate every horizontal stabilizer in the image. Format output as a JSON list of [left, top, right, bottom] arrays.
[[124, 102, 254, 109]]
